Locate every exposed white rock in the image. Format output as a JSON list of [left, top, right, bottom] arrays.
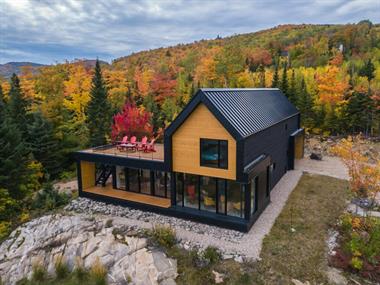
[[0, 214, 177, 285]]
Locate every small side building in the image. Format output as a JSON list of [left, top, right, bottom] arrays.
[[74, 88, 304, 232]]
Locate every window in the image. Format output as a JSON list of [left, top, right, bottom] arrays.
[[154, 171, 171, 198], [184, 174, 199, 209], [200, 177, 216, 212], [176, 173, 184, 206], [200, 139, 228, 169], [127, 168, 139, 192], [116, 166, 126, 189], [217, 179, 226, 214], [154, 171, 166, 197], [250, 177, 258, 215], [226, 181, 244, 217]]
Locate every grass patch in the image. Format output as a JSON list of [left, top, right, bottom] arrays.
[[254, 173, 349, 284]]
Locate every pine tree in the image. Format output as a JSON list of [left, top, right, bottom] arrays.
[[8, 73, 29, 137], [28, 112, 62, 178], [0, 84, 4, 111], [288, 69, 296, 104], [271, 64, 279, 88], [359, 59, 375, 82], [258, 64, 266, 87], [281, 62, 289, 97], [0, 115, 30, 199], [85, 60, 111, 147], [297, 77, 314, 127]]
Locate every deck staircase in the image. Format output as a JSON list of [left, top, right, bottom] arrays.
[[95, 164, 113, 187]]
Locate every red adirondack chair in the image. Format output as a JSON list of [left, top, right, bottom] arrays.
[[116, 136, 128, 151], [130, 136, 137, 145], [137, 136, 148, 151], [144, 138, 156, 152]]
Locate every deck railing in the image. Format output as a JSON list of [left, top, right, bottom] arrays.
[[89, 143, 164, 161]]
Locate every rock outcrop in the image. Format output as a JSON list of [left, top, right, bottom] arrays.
[[0, 214, 177, 285]]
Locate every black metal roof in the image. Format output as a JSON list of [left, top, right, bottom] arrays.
[[201, 88, 299, 138], [165, 88, 299, 140]]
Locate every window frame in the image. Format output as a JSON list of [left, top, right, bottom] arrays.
[[200, 138, 228, 169]]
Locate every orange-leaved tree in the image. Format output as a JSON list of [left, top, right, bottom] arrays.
[[331, 135, 380, 203]]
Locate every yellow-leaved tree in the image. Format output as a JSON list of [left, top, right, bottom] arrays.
[[331, 135, 380, 204]]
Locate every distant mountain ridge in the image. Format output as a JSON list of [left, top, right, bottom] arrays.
[[0, 62, 45, 78], [0, 60, 109, 78]]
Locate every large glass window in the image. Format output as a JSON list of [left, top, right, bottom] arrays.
[[154, 171, 169, 197], [127, 168, 139, 192], [200, 177, 216, 212], [226, 181, 244, 217], [250, 177, 258, 215], [217, 179, 226, 214], [200, 139, 228, 169], [184, 174, 198, 209], [116, 166, 126, 189], [140, 169, 151, 195], [166, 173, 171, 198], [176, 173, 184, 206]]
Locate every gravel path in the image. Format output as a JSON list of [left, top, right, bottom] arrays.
[[295, 156, 349, 180]]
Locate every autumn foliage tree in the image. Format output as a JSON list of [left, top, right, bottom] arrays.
[[111, 103, 153, 141], [331, 135, 380, 203]]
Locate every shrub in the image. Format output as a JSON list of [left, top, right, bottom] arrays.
[[89, 258, 107, 285], [32, 183, 70, 211], [150, 225, 176, 248], [74, 256, 87, 281], [54, 255, 69, 279], [0, 221, 11, 241], [202, 246, 221, 265], [31, 261, 47, 282]]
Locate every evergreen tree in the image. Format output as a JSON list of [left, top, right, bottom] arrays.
[[8, 73, 29, 136], [0, 115, 30, 199], [288, 69, 296, 103], [297, 77, 314, 127], [258, 64, 266, 87], [85, 60, 111, 147], [0, 84, 4, 112], [143, 94, 163, 135], [28, 112, 62, 178], [346, 90, 374, 135], [271, 64, 279, 88], [281, 62, 289, 97], [359, 59, 375, 82]]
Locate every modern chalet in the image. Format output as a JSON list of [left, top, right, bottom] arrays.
[[74, 88, 304, 232]]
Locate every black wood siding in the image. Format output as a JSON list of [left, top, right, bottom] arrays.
[[242, 114, 299, 187]]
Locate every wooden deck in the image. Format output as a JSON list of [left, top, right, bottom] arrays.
[[82, 144, 164, 161], [83, 184, 171, 208]]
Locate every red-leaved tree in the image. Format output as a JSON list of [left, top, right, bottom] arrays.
[[111, 103, 153, 141]]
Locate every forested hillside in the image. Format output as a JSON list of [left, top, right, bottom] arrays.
[[0, 21, 379, 190]]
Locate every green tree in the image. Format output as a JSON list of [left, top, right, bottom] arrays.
[[346, 90, 374, 135], [281, 62, 289, 97], [288, 69, 296, 104], [0, 116, 30, 199], [0, 84, 4, 111], [7, 74, 29, 136], [258, 64, 266, 87], [359, 59, 375, 82], [297, 77, 314, 127], [271, 64, 279, 88], [28, 112, 62, 179], [85, 60, 111, 147]]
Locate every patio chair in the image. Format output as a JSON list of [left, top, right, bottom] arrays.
[[144, 138, 156, 152], [137, 136, 148, 151], [116, 136, 128, 151], [130, 136, 137, 145]]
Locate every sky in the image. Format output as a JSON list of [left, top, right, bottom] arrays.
[[0, 0, 380, 64]]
